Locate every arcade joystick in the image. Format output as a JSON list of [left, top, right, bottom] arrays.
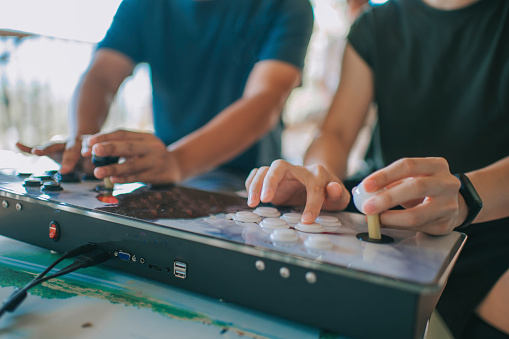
[[91, 155, 119, 191], [54, 172, 81, 183], [352, 182, 393, 244]]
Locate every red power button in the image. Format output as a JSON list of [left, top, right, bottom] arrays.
[[49, 221, 60, 241]]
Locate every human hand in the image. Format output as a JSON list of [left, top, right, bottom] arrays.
[[245, 159, 350, 224], [16, 136, 91, 175], [359, 157, 465, 235], [82, 129, 180, 185]]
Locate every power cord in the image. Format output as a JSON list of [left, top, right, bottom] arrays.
[[0, 244, 111, 318]]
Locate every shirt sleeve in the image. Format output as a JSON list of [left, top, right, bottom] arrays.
[[347, 7, 376, 70], [97, 0, 145, 64], [258, 0, 314, 71]]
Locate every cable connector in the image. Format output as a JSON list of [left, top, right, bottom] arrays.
[[2, 288, 26, 313], [0, 245, 111, 319], [65, 243, 97, 258], [73, 249, 111, 268]]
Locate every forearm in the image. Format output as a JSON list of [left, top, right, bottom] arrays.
[[467, 156, 509, 223], [69, 73, 115, 138], [304, 132, 350, 180], [68, 49, 133, 140], [303, 43, 374, 180], [168, 92, 284, 180]]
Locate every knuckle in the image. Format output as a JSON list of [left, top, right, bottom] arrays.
[[400, 158, 417, 173], [445, 200, 459, 215], [310, 184, 325, 194], [380, 192, 394, 208], [107, 166, 118, 176], [271, 159, 287, 168], [410, 178, 428, 196], [309, 164, 328, 179], [449, 176, 461, 191], [117, 129, 127, 138], [127, 142, 135, 154], [434, 157, 450, 171]]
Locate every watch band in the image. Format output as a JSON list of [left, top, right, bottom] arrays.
[[454, 173, 483, 229]]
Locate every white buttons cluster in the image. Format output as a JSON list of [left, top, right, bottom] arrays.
[[227, 206, 344, 255]]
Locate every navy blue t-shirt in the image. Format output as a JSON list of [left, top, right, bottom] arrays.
[[98, 0, 313, 174]]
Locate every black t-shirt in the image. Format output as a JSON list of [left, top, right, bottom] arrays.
[[348, 0, 509, 174], [347, 1, 509, 337]]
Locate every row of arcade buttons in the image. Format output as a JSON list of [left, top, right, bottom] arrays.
[[226, 207, 343, 251], [19, 170, 85, 192]]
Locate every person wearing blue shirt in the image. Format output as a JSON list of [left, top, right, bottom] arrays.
[[18, 0, 313, 191]]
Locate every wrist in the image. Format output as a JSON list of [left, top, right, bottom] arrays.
[[165, 148, 184, 183]]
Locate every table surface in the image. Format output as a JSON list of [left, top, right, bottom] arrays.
[[0, 236, 340, 339]]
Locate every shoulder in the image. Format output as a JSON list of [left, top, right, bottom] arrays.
[[270, 0, 314, 30], [113, 0, 153, 18]]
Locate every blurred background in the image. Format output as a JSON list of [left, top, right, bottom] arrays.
[[0, 0, 381, 175]]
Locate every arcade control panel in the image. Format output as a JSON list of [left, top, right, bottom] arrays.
[[0, 157, 466, 339]]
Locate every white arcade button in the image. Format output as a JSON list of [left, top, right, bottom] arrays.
[[270, 228, 299, 243], [295, 222, 325, 233], [260, 218, 289, 230], [280, 212, 302, 225], [304, 235, 333, 251], [315, 215, 342, 227], [254, 207, 281, 218], [234, 211, 262, 223]]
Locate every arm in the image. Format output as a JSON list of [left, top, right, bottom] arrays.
[[304, 43, 374, 178], [70, 49, 134, 143], [61, 49, 134, 173], [468, 156, 509, 223], [169, 59, 301, 180], [246, 43, 375, 222], [88, 60, 301, 185]]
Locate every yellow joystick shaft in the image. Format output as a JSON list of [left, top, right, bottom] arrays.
[[366, 214, 381, 240], [104, 177, 114, 190]]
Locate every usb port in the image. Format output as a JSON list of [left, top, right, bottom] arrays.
[[174, 261, 187, 279], [118, 251, 131, 261]]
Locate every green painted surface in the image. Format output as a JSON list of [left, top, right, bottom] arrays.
[[0, 264, 268, 338]]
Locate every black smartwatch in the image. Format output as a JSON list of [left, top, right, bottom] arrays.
[[454, 173, 483, 229]]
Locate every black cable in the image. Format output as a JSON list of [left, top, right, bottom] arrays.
[[35, 243, 97, 282], [0, 246, 110, 318]]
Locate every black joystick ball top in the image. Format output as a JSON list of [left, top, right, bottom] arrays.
[[91, 155, 120, 167]]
